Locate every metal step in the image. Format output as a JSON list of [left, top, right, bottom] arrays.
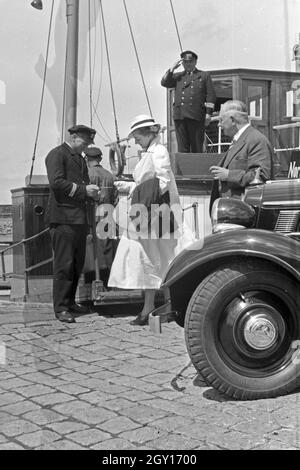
[[93, 289, 144, 305]]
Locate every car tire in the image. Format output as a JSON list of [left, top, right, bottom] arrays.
[[184, 259, 300, 400]]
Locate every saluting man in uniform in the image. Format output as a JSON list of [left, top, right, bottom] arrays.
[[45, 125, 100, 323], [161, 50, 216, 153]]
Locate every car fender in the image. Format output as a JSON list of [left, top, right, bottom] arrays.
[[163, 229, 300, 287]]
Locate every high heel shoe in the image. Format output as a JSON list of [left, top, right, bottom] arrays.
[[129, 315, 149, 326]]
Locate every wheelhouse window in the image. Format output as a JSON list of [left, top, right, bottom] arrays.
[[211, 77, 233, 112], [285, 82, 300, 118], [247, 85, 263, 119]]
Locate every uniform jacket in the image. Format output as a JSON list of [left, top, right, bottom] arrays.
[[45, 142, 90, 225], [210, 125, 274, 210], [88, 164, 118, 206], [161, 68, 216, 121]]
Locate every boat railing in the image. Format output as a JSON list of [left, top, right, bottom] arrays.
[[273, 118, 300, 153], [0, 227, 53, 295], [0, 203, 200, 297]]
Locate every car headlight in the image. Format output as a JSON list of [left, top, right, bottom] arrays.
[[211, 198, 256, 233]]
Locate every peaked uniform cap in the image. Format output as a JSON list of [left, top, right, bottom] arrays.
[[128, 114, 160, 137], [68, 124, 96, 141], [180, 50, 198, 60]]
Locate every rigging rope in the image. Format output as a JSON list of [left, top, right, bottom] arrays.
[[88, 0, 93, 127], [99, 0, 120, 143], [169, 0, 183, 52], [92, 46, 104, 122], [92, 102, 112, 142], [92, 1, 104, 119], [90, 0, 98, 90], [91, 0, 112, 142], [61, 28, 69, 144], [28, 0, 55, 185], [122, 0, 152, 116]]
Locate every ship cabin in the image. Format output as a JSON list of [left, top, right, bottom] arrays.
[[165, 67, 300, 241]]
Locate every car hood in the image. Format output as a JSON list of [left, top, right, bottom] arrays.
[[163, 228, 300, 287]]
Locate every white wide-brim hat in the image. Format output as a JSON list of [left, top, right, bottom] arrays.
[[128, 114, 160, 137]]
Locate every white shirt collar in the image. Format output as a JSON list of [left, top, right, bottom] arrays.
[[233, 123, 250, 142]]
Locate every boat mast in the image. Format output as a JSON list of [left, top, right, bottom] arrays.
[[63, 0, 79, 140]]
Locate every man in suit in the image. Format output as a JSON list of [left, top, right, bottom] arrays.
[[209, 100, 273, 211], [85, 146, 118, 288], [161, 50, 216, 153], [45, 125, 100, 323]]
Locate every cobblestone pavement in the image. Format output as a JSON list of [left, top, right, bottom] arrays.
[[0, 301, 299, 451]]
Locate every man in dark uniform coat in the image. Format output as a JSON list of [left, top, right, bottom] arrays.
[[45, 125, 100, 323], [209, 100, 273, 213], [85, 146, 118, 288], [161, 50, 216, 153]]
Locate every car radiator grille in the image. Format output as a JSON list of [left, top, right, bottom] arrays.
[[274, 210, 300, 233]]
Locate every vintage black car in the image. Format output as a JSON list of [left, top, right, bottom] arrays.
[[150, 179, 300, 400]]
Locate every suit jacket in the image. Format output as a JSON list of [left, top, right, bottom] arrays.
[[45, 142, 90, 225], [161, 68, 216, 121], [209, 126, 274, 212]]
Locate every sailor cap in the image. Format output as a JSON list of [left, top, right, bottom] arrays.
[[68, 124, 96, 141]]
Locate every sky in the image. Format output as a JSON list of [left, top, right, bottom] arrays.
[[0, 0, 300, 203]]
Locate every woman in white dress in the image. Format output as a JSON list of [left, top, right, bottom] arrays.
[[108, 114, 193, 325]]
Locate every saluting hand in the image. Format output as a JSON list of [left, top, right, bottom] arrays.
[[171, 59, 183, 72], [209, 166, 229, 181]]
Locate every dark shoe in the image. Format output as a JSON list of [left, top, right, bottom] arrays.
[[55, 311, 75, 323], [69, 303, 90, 314], [130, 315, 148, 326]]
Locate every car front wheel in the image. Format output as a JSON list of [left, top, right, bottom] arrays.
[[184, 260, 300, 400]]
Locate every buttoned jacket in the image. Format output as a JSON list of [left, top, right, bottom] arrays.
[[45, 142, 90, 225], [161, 68, 216, 121], [210, 125, 274, 210]]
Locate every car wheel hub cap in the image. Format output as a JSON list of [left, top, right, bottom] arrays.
[[243, 314, 278, 350]]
